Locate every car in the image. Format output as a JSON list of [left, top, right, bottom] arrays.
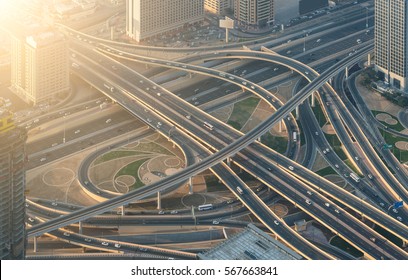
[[379, 202, 385, 207], [101, 242, 109, 246], [325, 148, 330, 153], [227, 200, 234, 204], [157, 92, 161, 96], [74, 130, 80, 134], [139, 80, 144, 84], [325, 203, 330, 207], [25, 203, 29, 207], [305, 199, 312, 205], [288, 166, 294, 171], [170, 210, 178, 214], [396, 216, 402, 222], [40, 157, 46, 162], [63, 232, 70, 237], [274, 220, 279, 225], [267, 167, 272, 171], [316, 39, 321, 43], [344, 173, 349, 178], [139, 247, 147, 252], [315, 132, 319, 136], [256, 187, 263, 192], [52, 202, 58, 206], [28, 217, 35, 222], [157, 122, 162, 126], [212, 220, 220, 225], [273, 68, 279, 71], [158, 210, 165, 214], [52, 143, 58, 147], [355, 156, 359, 161], [114, 243, 121, 248], [84, 238, 92, 242], [334, 209, 340, 214], [307, 191, 313, 195], [334, 164, 340, 169], [186, 115, 191, 119], [105, 119, 112, 124], [323, 150, 327, 154], [392, 208, 398, 214], [368, 174, 373, 179], [305, 71, 309, 75], [242, 81, 247, 85]]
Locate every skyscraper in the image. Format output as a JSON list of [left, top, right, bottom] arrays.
[[126, 0, 205, 42], [234, 0, 274, 27], [205, 0, 234, 15], [0, 109, 27, 259], [375, 0, 408, 92], [11, 30, 70, 105]]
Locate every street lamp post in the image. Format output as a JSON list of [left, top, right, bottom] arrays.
[[303, 30, 308, 53], [366, 8, 369, 29], [63, 115, 66, 144]]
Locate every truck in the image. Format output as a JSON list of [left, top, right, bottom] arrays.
[[293, 132, 297, 142], [350, 172, 360, 183], [103, 83, 114, 92]]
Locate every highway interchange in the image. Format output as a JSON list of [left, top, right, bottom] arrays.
[[20, 1, 408, 260]]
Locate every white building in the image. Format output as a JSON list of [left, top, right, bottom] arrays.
[[375, 0, 408, 92], [126, 0, 205, 42]]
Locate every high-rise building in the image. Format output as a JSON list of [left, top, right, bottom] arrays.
[[11, 30, 69, 105], [126, 0, 205, 42], [234, 0, 274, 27], [375, 0, 408, 92], [205, 0, 234, 15], [0, 109, 27, 260], [11, 28, 69, 105]]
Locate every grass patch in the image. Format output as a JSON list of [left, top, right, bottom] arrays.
[[329, 236, 364, 258], [344, 159, 362, 176], [260, 133, 288, 154], [333, 146, 348, 161], [205, 176, 229, 192], [227, 97, 260, 130], [312, 103, 327, 127], [115, 159, 149, 191], [379, 129, 408, 163], [373, 224, 404, 247], [94, 150, 142, 165], [372, 110, 406, 132], [316, 166, 337, 177], [135, 142, 175, 156]]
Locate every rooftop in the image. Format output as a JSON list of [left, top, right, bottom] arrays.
[[198, 224, 303, 260]]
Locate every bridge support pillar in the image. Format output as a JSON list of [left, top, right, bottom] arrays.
[[79, 221, 83, 234], [345, 66, 349, 79], [110, 27, 114, 40], [367, 53, 371, 66], [189, 72, 193, 78], [257, 136, 261, 142], [227, 157, 231, 167], [402, 240, 407, 248], [311, 92, 316, 107], [157, 191, 161, 210], [189, 177, 193, 194], [121, 205, 125, 216], [278, 120, 283, 132], [295, 106, 300, 120], [33, 236, 37, 252]]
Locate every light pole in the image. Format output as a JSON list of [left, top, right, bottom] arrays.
[[62, 115, 66, 144], [365, 7, 369, 29], [303, 30, 308, 53]]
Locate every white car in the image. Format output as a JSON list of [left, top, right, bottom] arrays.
[[396, 216, 402, 222], [325, 203, 330, 207], [305, 199, 312, 205], [288, 166, 294, 171], [114, 243, 121, 248], [28, 217, 35, 222], [392, 208, 398, 214], [63, 232, 70, 237], [74, 130, 80, 134], [101, 242, 109, 246], [274, 220, 279, 225], [105, 119, 112, 124], [170, 210, 178, 214], [212, 220, 220, 225], [40, 157, 46, 162]]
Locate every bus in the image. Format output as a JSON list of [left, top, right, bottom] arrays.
[[236, 186, 244, 194], [203, 121, 214, 130], [350, 172, 360, 183], [198, 204, 213, 211]]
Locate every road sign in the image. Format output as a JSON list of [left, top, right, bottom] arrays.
[[394, 201, 403, 209]]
